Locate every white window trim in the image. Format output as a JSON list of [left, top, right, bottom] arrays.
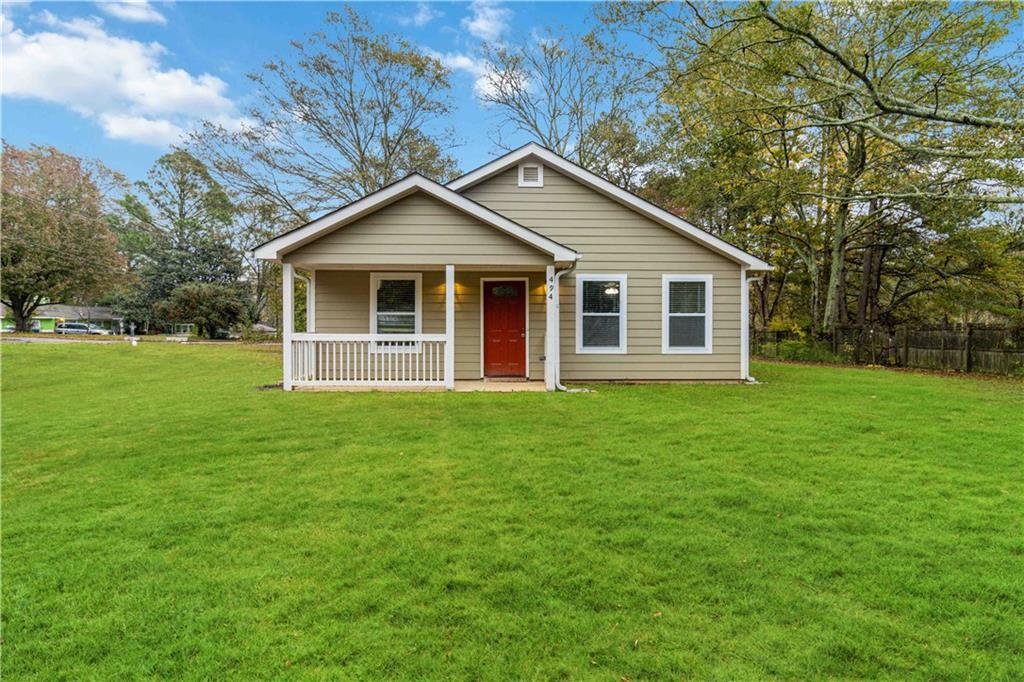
[[370, 272, 422, 352], [479, 277, 531, 379], [517, 162, 544, 188], [662, 274, 713, 354], [575, 273, 627, 354]]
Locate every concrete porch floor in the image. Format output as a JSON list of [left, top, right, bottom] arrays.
[[454, 379, 547, 392]]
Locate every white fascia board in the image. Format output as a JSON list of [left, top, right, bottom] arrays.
[[448, 143, 772, 271], [253, 174, 579, 263]]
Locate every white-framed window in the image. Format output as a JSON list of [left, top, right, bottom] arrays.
[[370, 272, 421, 351], [576, 274, 627, 354], [518, 162, 544, 188], [662, 274, 713, 354]]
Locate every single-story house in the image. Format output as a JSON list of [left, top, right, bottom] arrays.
[[255, 143, 771, 391], [2, 304, 123, 333]]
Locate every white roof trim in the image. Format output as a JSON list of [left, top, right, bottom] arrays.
[[448, 143, 772, 271], [253, 174, 579, 262]]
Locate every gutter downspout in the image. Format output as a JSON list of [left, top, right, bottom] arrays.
[[553, 259, 586, 392], [745, 275, 764, 384]]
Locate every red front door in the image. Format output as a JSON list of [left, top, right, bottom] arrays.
[[483, 280, 527, 377]]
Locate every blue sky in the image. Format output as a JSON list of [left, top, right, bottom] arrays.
[[2, 1, 604, 182]]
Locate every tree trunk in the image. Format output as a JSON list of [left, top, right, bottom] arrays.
[[809, 259, 821, 332], [836, 249, 850, 324], [790, 244, 819, 331], [822, 227, 848, 332], [821, 131, 866, 333], [855, 250, 870, 327], [13, 307, 30, 332], [757, 278, 769, 328], [5, 294, 40, 332], [856, 244, 876, 327], [856, 200, 885, 327]]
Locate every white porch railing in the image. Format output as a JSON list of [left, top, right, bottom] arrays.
[[290, 333, 448, 387]]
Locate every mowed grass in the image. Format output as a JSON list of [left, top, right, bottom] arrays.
[[2, 343, 1022, 680]]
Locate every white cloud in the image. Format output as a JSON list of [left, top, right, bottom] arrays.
[[430, 49, 503, 100], [461, 0, 510, 42], [100, 113, 183, 145], [2, 11, 243, 147], [96, 1, 167, 25], [398, 2, 441, 28]]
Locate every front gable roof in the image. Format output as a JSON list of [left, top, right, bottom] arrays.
[[447, 143, 772, 271], [253, 173, 580, 263]]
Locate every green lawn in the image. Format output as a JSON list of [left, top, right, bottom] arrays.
[[3, 343, 1022, 680]]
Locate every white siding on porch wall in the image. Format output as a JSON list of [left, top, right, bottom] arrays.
[[313, 269, 547, 381]]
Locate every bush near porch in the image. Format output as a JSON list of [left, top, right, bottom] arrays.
[[2, 343, 1022, 679]]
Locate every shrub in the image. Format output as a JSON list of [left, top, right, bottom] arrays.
[[776, 339, 841, 363], [240, 327, 277, 343], [163, 282, 244, 339]]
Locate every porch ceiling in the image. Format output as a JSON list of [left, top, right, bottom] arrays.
[[281, 262, 552, 272]]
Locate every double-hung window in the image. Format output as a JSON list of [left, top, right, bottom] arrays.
[[576, 274, 627, 353], [370, 273, 421, 351], [662, 275, 712, 353]]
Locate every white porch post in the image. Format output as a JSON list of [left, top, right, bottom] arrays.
[[307, 269, 316, 332], [282, 262, 294, 391], [445, 264, 455, 389], [740, 266, 750, 381], [545, 265, 557, 391]]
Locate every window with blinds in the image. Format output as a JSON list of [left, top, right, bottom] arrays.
[[376, 279, 416, 333], [662, 275, 712, 353], [370, 273, 421, 350], [576, 274, 627, 353]]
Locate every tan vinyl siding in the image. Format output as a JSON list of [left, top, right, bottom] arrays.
[[464, 166, 743, 381], [315, 270, 546, 380], [283, 192, 551, 267], [312, 270, 370, 333]]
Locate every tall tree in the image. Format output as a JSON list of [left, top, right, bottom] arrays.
[[115, 150, 240, 328], [479, 30, 652, 189], [234, 200, 284, 326], [190, 7, 458, 227], [1, 143, 125, 330], [603, 0, 1024, 331]]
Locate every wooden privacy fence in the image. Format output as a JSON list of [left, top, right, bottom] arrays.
[[752, 325, 1024, 375]]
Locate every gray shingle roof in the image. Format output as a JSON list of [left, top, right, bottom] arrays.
[[2, 304, 122, 321]]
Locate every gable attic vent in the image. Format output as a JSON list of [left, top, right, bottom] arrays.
[[518, 162, 544, 188]]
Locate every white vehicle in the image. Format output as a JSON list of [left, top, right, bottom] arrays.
[[56, 322, 111, 336]]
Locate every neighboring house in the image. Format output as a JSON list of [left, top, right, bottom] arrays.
[[2, 304, 123, 333], [255, 143, 771, 391]]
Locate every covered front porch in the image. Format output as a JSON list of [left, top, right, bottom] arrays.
[[254, 173, 580, 391], [282, 263, 562, 391]]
